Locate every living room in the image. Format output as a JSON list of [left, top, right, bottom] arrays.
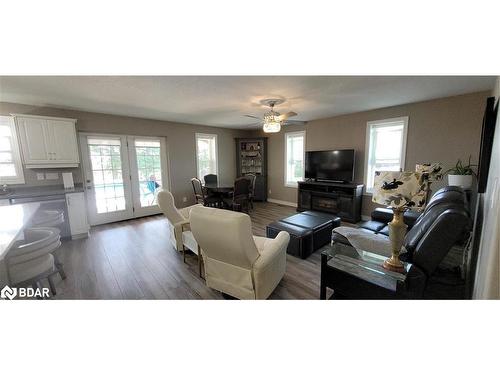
[[1, 2, 499, 375], [1, 76, 496, 301]]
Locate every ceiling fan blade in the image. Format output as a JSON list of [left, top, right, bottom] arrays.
[[283, 120, 306, 126], [279, 111, 297, 121], [244, 114, 261, 120]]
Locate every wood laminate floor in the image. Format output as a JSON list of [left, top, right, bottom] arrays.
[[52, 202, 326, 299]]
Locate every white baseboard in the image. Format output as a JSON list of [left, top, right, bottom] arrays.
[[267, 198, 298, 208]]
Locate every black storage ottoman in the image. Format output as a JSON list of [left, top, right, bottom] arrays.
[[266, 211, 341, 259], [266, 221, 314, 259]]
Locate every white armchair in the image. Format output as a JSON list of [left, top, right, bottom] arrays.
[[190, 206, 290, 299], [157, 190, 203, 274]]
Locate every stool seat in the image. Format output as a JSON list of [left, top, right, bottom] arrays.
[[32, 210, 64, 227]]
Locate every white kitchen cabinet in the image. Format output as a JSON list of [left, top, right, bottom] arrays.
[[65, 192, 89, 239], [14, 114, 80, 168]]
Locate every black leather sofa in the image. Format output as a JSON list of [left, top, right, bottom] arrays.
[[330, 186, 471, 298], [353, 185, 469, 237], [358, 207, 421, 236]]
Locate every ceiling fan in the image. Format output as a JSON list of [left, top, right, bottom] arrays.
[[244, 98, 305, 133]]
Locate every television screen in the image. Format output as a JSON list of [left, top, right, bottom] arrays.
[[477, 97, 498, 193], [305, 149, 355, 182]]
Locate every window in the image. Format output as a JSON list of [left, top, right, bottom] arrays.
[[195, 133, 218, 179], [364, 116, 408, 192], [0, 116, 25, 184], [285, 131, 305, 187]]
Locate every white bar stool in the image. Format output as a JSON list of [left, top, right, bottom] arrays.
[[8, 228, 62, 297], [29, 209, 66, 280], [31, 210, 65, 233]]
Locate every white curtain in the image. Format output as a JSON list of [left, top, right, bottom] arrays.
[[473, 77, 500, 299]]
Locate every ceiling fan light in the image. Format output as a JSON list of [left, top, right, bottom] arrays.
[[263, 120, 281, 133]]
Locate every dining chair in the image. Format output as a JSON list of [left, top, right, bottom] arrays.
[[191, 177, 219, 207], [223, 177, 251, 212], [244, 174, 257, 210], [204, 174, 218, 185]]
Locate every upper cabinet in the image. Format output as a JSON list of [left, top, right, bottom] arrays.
[[14, 114, 80, 168]]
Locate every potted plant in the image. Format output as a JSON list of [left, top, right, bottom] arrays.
[[445, 156, 477, 189]]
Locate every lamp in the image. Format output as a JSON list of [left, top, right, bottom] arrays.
[[262, 110, 281, 133], [263, 120, 281, 133], [372, 171, 427, 272], [416, 163, 443, 207]]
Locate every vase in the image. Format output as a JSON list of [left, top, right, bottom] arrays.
[[448, 174, 473, 189], [384, 207, 407, 273]]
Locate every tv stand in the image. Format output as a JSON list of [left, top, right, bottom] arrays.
[[297, 181, 364, 223]]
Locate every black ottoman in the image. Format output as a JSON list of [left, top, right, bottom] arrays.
[[266, 221, 313, 259], [266, 211, 341, 259]]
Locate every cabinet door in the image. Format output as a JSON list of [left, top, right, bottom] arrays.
[[338, 196, 354, 220], [47, 119, 79, 163], [298, 190, 311, 210], [66, 192, 89, 237], [16, 117, 52, 163]]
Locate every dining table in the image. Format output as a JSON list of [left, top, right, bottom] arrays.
[[203, 183, 234, 194]]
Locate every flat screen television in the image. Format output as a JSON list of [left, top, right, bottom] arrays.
[[477, 96, 498, 193], [305, 149, 355, 182]]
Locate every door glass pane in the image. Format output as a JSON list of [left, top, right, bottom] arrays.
[[87, 138, 126, 214], [134, 139, 162, 208]]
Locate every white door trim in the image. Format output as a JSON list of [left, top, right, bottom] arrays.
[[79, 133, 134, 225]]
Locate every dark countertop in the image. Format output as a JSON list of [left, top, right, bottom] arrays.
[[0, 184, 85, 200]]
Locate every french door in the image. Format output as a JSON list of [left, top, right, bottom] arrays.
[[80, 133, 169, 225]]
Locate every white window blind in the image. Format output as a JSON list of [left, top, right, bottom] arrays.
[[195, 133, 218, 179], [285, 131, 305, 187], [0, 116, 25, 184], [364, 117, 408, 192]]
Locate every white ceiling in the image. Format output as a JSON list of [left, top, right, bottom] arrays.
[[0, 76, 495, 129]]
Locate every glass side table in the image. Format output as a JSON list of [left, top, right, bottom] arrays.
[[320, 242, 410, 299]]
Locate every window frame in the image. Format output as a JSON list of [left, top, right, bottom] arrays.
[[0, 115, 25, 185], [284, 130, 306, 188], [363, 116, 408, 194], [195, 133, 218, 180]]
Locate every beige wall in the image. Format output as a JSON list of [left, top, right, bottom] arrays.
[[254, 91, 490, 216], [1, 90, 490, 215], [0, 102, 246, 206]]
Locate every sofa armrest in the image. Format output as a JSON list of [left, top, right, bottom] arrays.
[[404, 210, 421, 227], [371, 207, 421, 228]]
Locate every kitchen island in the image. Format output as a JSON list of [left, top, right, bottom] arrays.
[[0, 202, 40, 288]]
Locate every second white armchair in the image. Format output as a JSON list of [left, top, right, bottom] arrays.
[[157, 189, 203, 274]]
